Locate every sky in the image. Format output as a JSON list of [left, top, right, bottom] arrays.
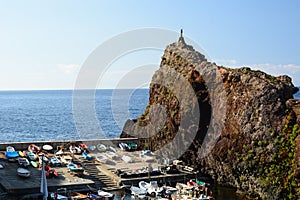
[[0, 0, 299, 90]]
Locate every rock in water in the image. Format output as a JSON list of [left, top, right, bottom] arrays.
[[120, 36, 300, 199]]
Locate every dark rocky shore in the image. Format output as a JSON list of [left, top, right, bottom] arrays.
[[121, 35, 300, 199]]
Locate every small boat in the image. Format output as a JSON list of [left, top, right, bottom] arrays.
[[67, 162, 84, 173], [55, 149, 64, 156], [42, 144, 53, 151], [109, 146, 117, 153], [68, 192, 89, 199], [139, 181, 162, 197], [161, 186, 178, 196], [119, 143, 128, 151], [50, 157, 63, 167], [176, 183, 193, 191], [6, 152, 19, 160], [89, 145, 96, 151], [195, 180, 210, 187], [139, 181, 149, 190], [97, 144, 107, 152], [27, 152, 37, 161], [18, 151, 26, 157], [88, 193, 103, 200], [79, 143, 88, 149], [141, 150, 151, 156], [30, 160, 39, 168], [96, 153, 108, 163], [18, 157, 30, 168], [69, 144, 81, 154], [17, 167, 30, 177], [105, 151, 117, 159], [79, 143, 89, 152], [44, 165, 59, 178], [0, 164, 4, 169], [122, 155, 133, 163], [50, 193, 68, 200], [173, 159, 183, 165], [130, 186, 147, 199], [57, 156, 69, 166], [5, 146, 19, 159], [28, 144, 40, 153], [131, 185, 147, 194], [0, 152, 6, 160], [82, 152, 93, 160], [127, 142, 138, 150], [98, 190, 114, 200], [187, 180, 199, 188], [6, 146, 15, 152]]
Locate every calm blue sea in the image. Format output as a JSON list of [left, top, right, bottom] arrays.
[[0, 87, 299, 143], [0, 89, 149, 142]]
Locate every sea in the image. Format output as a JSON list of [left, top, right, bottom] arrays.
[[0, 89, 149, 142], [295, 87, 300, 99], [0, 87, 299, 143], [0, 87, 299, 200]]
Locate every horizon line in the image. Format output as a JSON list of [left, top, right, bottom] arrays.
[[0, 85, 299, 92], [0, 87, 150, 92]]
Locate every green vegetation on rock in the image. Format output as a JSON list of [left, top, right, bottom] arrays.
[[257, 110, 300, 199]]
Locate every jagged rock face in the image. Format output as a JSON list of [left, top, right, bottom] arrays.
[[287, 99, 300, 125], [120, 39, 300, 199]]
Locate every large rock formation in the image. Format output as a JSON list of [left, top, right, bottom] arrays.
[[120, 36, 300, 199]]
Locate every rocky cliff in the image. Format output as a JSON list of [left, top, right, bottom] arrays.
[[120, 36, 300, 199]]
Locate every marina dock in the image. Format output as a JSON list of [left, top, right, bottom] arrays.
[[0, 138, 199, 199]]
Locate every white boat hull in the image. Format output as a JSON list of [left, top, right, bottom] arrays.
[[17, 167, 30, 177], [98, 190, 114, 200], [96, 153, 108, 163], [122, 155, 133, 163]]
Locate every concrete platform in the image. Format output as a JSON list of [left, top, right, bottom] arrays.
[[0, 161, 94, 194], [89, 149, 197, 187], [0, 139, 200, 197]]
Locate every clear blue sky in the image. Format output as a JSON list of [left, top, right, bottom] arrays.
[[0, 0, 299, 90]]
